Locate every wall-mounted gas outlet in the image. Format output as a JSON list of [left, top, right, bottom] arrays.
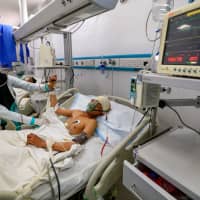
[[73, 60, 95, 66], [95, 59, 119, 67], [73, 60, 79, 66]]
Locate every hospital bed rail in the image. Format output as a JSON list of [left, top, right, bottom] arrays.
[[84, 96, 151, 200], [0, 90, 152, 200], [57, 92, 152, 200], [53, 92, 152, 200]]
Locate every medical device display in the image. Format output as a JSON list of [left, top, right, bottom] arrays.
[[130, 77, 137, 105], [158, 2, 200, 77]]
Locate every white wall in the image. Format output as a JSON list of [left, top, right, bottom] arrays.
[[53, 0, 189, 58], [53, 0, 159, 58], [72, 1, 154, 56], [38, 0, 200, 132]]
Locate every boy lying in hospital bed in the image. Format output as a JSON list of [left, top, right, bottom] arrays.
[[0, 92, 143, 199], [26, 94, 111, 152]]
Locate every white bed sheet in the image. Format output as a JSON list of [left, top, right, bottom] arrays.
[[0, 108, 82, 200], [30, 93, 143, 199]]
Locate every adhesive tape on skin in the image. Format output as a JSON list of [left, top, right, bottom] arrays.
[[54, 104, 59, 112], [65, 122, 68, 128], [72, 120, 80, 124], [46, 138, 55, 152]]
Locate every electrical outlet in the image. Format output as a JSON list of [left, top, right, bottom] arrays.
[[119, 58, 151, 68]]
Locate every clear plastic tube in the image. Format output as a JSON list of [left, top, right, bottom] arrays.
[[152, 0, 174, 22]]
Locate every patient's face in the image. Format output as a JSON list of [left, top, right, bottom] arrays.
[[86, 99, 103, 117]]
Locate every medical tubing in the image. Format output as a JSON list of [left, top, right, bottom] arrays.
[[49, 158, 61, 200], [100, 136, 109, 157], [145, 9, 160, 42], [166, 103, 200, 135]]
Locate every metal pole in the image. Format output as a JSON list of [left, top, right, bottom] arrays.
[[63, 32, 73, 90], [63, 32, 72, 66], [18, 0, 28, 25], [16, 42, 20, 62], [18, 0, 28, 70], [22, 43, 28, 66]]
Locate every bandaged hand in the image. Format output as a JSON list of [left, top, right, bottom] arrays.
[[49, 93, 58, 107], [72, 132, 88, 144], [48, 75, 57, 90], [35, 118, 50, 126]]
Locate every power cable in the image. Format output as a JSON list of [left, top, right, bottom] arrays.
[[136, 108, 150, 127], [145, 9, 160, 42], [166, 103, 200, 135], [49, 158, 61, 200]]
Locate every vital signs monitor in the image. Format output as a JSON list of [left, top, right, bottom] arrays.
[[158, 2, 200, 78]]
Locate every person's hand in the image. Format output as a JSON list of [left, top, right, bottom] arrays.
[[35, 118, 50, 126], [48, 75, 57, 90]]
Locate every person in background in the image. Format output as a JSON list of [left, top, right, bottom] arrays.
[[0, 72, 57, 130]]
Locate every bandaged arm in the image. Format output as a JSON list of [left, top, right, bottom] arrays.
[[7, 75, 47, 92], [0, 104, 34, 125]]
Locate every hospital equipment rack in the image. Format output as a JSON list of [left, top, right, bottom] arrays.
[[35, 65, 74, 91], [14, 0, 118, 92], [140, 72, 200, 91], [124, 127, 200, 200], [123, 72, 200, 200]]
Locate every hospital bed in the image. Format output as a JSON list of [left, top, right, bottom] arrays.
[[0, 89, 152, 200]]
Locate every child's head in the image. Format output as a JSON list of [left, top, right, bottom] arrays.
[[86, 96, 111, 117]]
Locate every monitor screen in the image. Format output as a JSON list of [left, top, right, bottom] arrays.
[[162, 8, 200, 66]]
